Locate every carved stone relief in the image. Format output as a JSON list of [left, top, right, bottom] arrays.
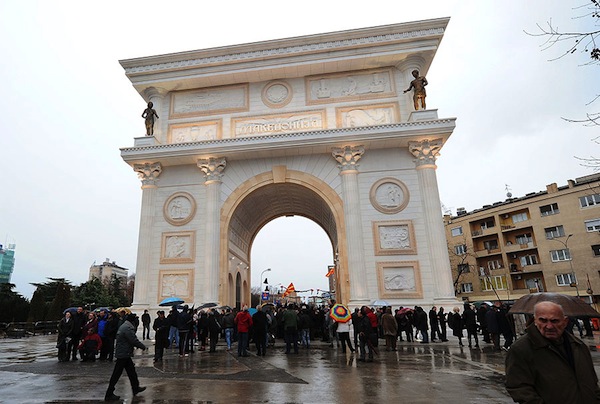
[[232, 110, 326, 137], [163, 192, 197, 226], [159, 270, 194, 300], [306, 68, 396, 105], [161, 231, 195, 264], [262, 81, 293, 108], [373, 220, 416, 255], [337, 103, 398, 128], [377, 261, 422, 299], [170, 84, 249, 118], [369, 178, 410, 214], [168, 121, 221, 144]]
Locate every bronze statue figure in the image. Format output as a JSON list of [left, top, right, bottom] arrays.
[[403, 70, 428, 110], [142, 102, 159, 136]]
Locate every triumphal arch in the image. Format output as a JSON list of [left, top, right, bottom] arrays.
[[120, 18, 457, 311]]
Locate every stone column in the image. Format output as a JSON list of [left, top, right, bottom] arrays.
[[331, 145, 369, 305], [408, 139, 456, 302], [143, 86, 167, 140], [198, 157, 227, 303], [132, 162, 162, 307]]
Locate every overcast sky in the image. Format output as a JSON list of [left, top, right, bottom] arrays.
[[1, 1, 598, 300]]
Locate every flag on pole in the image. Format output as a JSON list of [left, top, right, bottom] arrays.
[[282, 283, 295, 297], [325, 266, 335, 277]]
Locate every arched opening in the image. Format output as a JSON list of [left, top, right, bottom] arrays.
[[220, 170, 348, 307], [235, 272, 242, 310]]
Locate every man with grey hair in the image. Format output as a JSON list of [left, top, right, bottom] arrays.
[[505, 301, 600, 403]]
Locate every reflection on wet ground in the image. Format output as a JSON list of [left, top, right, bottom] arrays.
[[1, 333, 599, 403]]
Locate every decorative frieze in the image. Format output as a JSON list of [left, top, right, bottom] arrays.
[[337, 102, 399, 128], [168, 120, 222, 144], [170, 84, 249, 118], [232, 111, 326, 137]]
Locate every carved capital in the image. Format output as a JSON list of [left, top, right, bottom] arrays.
[[408, 139, 443, 167], [198, 157, 227, 183], [143, 86, 167, 101], [332, 146, 365, 172], [134, 162, 162, 187]]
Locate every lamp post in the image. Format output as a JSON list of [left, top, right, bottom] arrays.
[[260, 267, 271, 290], [551, 234, 580, 297]]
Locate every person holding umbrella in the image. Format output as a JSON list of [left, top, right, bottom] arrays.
[[331, 303, 354, 353]]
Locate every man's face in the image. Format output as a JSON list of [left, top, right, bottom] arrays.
[[534, 303, 568, 341]]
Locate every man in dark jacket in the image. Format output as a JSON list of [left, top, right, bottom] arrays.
[[141, 309, 151, 340], [506, 301, 600, 403], [357, 306, 378, 362], [104, 314, 147, 401], [476, 303, 490, 343], [414, 306, 429, 343], [429, 306, 440, 342], [70, 307, 85, 361], [152, 310, 169, 362], [252, 305, 268, 355], [462, 303, 479, 348]]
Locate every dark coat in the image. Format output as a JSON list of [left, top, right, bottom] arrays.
[[451, 313, 463, 337], [252, 310, 268, 337], [114, 320, 146, 359], [505, 324, 600, 403], [462, 307, 478, 333], [486, 308, 500, 334]]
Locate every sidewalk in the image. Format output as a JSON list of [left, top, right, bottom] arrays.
[[0, 332, 599, 403]]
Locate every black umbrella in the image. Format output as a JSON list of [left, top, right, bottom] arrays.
[[198, 302, 218, 310], [508, 293, 600, 318]]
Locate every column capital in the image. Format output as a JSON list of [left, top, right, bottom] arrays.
[[143, 86, 168, 101], [408, 139, 443, 168], [198, 157, 227, 183], [134, 162, 162, 188], [332, 145, 365, 173]]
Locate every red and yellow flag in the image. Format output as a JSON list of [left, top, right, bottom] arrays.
[[325, 266, 335, 277], [282, 282, 295, 297]]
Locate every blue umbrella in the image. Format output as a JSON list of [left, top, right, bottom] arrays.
[[248, 308, 257, 316], [62, 307, 78, 314], [159, 297, 185, 307]]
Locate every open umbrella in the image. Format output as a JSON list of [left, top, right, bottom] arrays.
[[508, 293, 600, 318], [198, 302, 218, 310], [114, 307, 132, 314], [371, 300, 390, 307], [248, 307, 258, 316], [159, 297, 185, 307], [62, 307, 78, 314], [330, 303, 351, 323]]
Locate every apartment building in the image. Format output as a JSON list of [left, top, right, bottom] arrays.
[[444, 174, 600, 305]]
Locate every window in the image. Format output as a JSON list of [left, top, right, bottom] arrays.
[[540, 203, 560, 216], [550, 249, 571, 262], [457, 263, 470, 273], [593, 245, 600, 257], [512, 212, 528, 223], [520, 255, 538, 266], [483, 240, 499, 250], [585, 219, 600, 232], [451, 227, 463, 237], [515, 233, 533, 245], [454, 244, 467, 255], [480, 219, 495, 230], [487, 260, 503, 270], [580, 194, 600, 208], [545, 225, 565, 239], [481, 275, 507, 291], [556, 273, 577, 286], [461, 283, 473, 293]]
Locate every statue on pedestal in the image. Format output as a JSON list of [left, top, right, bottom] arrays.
[[403, 70, 428, 110], [142, 102, 159, 136]]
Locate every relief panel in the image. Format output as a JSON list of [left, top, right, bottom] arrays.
[[377, 261, 423, 299], [337, 102, 399, 128], [170, 84, 249, 118], [168, 120, 222, 144], [158, 269, 194, 301], [160, 231, 196, 264], [372, 220, 417, 255]]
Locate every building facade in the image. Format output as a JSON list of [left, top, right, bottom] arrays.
[[88, 258, 129, 283], [120, 19, 458, 311], [0, 244, 16, 284], [444, 174, 600, 305]]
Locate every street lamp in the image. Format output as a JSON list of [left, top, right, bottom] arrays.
[[260, 268, 271, 290], [551, 233, 580, 297]]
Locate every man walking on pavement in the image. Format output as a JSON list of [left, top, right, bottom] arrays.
[[104, 313, 147, 401]]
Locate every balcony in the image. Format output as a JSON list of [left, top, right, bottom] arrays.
[[505, 242, 536, 253], [471, 226, 497, 238], [475, 248, 502, 257]]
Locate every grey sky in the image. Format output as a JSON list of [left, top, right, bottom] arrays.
[[1, 1, 597, 300]]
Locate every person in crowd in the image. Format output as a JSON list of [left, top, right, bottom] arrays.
[[429, 306, 441, 342], [498, 303, 514, 350], [462, 303, 479, 349], [357, 306, 377, 362], [336, 318, 355, 353], [222, 308, 235, 351], [477, 303, 491, 343], [325, 307, 339, 348], [437, 307, 449, 342], [449, 306, 464, 347], [252, 305, 268, 356], [381, 307, 398, 351], [57, 311, 74, 362], [167, 307, 179, 349], [141, 309, 151, 340], [197, 310, 209, 351], [104, 314, 147, 401], [351, 307, 361, 348], [177, 305, 193, 357], [414, 306, 429, 343], [152, 310, 169, 362], [486, 304, 501, 351], [282, 304, 300, 354], [104, 311, 119, 361], [505, 301, 600, 403], [82, 311, 98, 336], [395, 308, 413, 342], [70, 307, 85, 361], [298, 306, 312, 349], [207, 309, 222, 353], [235, 305, 253, 357], [97, 309, 110, 360], [78, 327, 102, 362]]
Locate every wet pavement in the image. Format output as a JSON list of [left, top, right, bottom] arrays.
[[1, 332, 600, 403]]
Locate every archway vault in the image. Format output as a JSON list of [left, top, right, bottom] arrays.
[[220, 167, 348, 306]]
